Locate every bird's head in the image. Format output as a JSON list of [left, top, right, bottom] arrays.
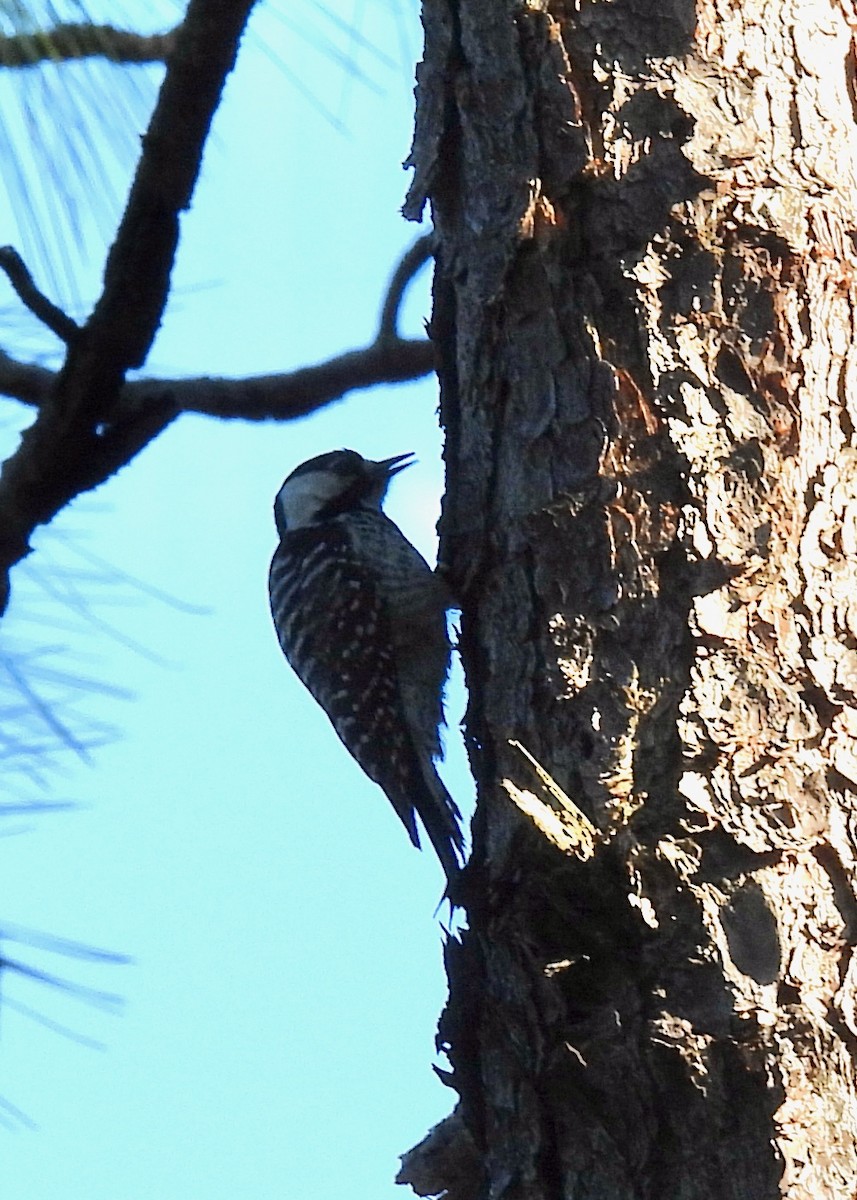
[[274, 449, 414, 535]]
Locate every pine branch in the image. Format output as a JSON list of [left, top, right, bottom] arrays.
[[0, 24, 178, 68], [0, 248, 79, 344], [0, 335, 434, 418], [0, 0, 258, 617]]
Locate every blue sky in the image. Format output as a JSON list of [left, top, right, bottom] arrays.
[[0, 4, 471, 1196]]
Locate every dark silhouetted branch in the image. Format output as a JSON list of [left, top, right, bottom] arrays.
[[0, 24, 178, 68], [0, 247, 79, 344], [0, 336, 435, 422], [0, 351, 53, 406], [163, 337, 435, 420], [0, 230, 438, 422], [377, 233, 432, 342], [0, 0, 258, 616]]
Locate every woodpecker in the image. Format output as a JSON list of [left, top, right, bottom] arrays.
[[268, 449, 463, 880]]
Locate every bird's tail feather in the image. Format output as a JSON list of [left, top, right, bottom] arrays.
[[416, 764, 464, 884]]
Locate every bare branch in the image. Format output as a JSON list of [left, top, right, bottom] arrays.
[[0, 247, 79, 344], [0, 234, 437, 419], [137, 338, 435, 420], [0, 337, 435, 421], [0, 0, 258, 616], [377, 234, 432, 342], [0, 350, 53, 405], [0, 24, 178, 68]]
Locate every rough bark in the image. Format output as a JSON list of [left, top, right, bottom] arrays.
[[401, 1, 857, 1197]]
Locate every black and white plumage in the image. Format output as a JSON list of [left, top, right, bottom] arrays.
[[268, 449, 463, 880]]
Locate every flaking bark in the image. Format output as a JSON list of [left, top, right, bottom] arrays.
[[401, 1, 857, 1196]]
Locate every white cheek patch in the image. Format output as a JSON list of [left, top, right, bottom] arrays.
[[277, 470, 344, 529]]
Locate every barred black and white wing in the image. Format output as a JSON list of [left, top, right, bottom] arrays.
[[268, 519, 462, 879]]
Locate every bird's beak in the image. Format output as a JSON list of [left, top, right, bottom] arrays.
[[376, 452, 416, 478]]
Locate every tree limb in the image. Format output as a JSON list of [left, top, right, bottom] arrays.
[[0, 248, 79, 344], [0, 228, 437, 418], [0, 0, 258, 616], [136, 337, 436, 420], [377, 234, 432, 342], [0, 336, 434, 419], [0, 24, 178, 68], [0, 351, 53, 406]]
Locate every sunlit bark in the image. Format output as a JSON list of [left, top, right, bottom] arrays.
[[401, 1, 857, 1195]]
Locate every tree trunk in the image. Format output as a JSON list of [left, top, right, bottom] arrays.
[[401, 1, 857, 1196]]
